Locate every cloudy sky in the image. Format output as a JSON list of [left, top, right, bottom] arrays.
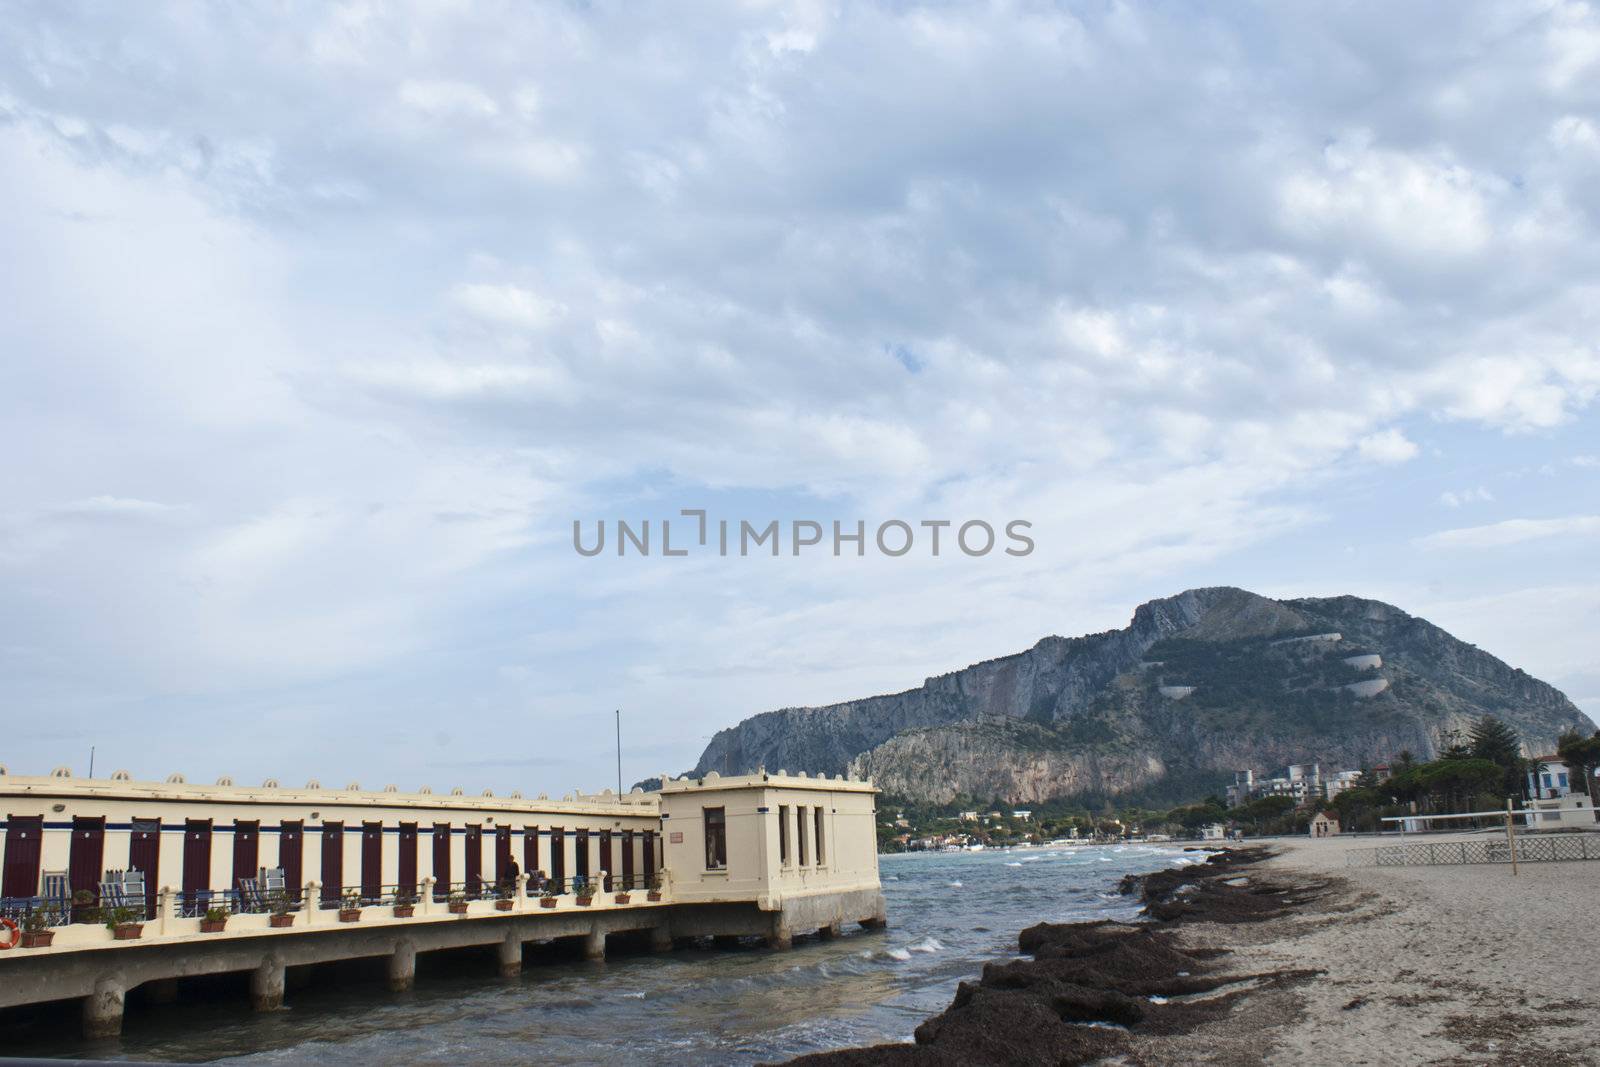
[[2, 1, 1597, 794]]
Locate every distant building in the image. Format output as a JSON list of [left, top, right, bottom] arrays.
[[1324, 769, 1363, 801], [1229, 764, 1324, 807], [1526, 756, 1575, 800], [958, 810, 978, 821], [1011, 809, 1032, 821], [1373, 763, 1392, 782], [1309, 810, 1341, 837], [1199, 824, 1226, 841]]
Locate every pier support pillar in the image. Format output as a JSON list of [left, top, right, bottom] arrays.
[[251, 955, 286, 1012], [145, 978, 180, 1005], [389, 940, 417, 992], [818, 921, 842, 940], [583, 929, 606, 961], [649, 925, 673, 953], [498, 932, 523, 977], [766, 915, 793, 950], [82, 974, 126, 1039]]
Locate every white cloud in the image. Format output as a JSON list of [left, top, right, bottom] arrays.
[[1417, 515, 1600, 549], [397, 79, 499, 119], [449, 283, 562, 330], [1439, 486, 1493, 508], [1356, 428, 1420, 464]]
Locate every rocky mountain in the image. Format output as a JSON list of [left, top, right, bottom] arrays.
[[689, 587, 1592, 805]]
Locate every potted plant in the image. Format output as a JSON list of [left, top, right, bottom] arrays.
[[646, 872, 663, 902], [494, 885, 514, 911], [574, 879, 594, 907], [614, 883, 631, 905], [200, 905, 229, 933], [448, 890, 469, 915], [268, 890, 295, 928], [338, 891, 363, 923], [21, 906, 58, 948], [392, 891, 416, 918], [539, 879, 559, 908], [105, 905, 143, 940], [72, 888, 98, 924]]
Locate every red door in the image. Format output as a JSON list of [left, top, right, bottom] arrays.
[[550, 827, 565, 886], [464, 825, 482, 896], [523, 826, 539, 881], [69, 817, 106, 900], [599, 831, 613, 891], [621, 830, 635, 889], [643, 831, 655, 880], [398, 823, 418, 895], [279, 821, 304, 901], [232, 821, 259, 898], [182, 820, 212, 904], [575, 829, 590, 883], [432, 823, 451, 899], [495, 826, 512, 885], [361, 822, 382, 901], [320, 822, 344, 903], [129, 819, 161, 919], [2, 815, 43, 898]]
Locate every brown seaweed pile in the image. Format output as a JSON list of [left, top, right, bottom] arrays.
[[781, 848, 1323, 1067]]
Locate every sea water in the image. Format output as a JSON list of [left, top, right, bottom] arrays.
[[22, 845, 1199, 1064]]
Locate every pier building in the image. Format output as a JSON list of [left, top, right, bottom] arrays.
[[0, 767, 884, 1037]]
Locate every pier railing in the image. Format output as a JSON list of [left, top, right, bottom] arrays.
[[1345, 834, 1600, 867]]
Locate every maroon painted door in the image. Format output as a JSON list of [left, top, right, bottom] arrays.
[[464, 825, 482, 896], [523, 825, 539, 881], [599, 830, 613, 891], [69, 817, 106, 899], [398, 823, 418, 895], [643, 831, 655, 880], [232, 821, 259, 897], [320, 822, 343, 903], [279, 821, 304, 901], [495, 826, 512, 885], [182, 820, 212, 900], [621, 830, 635, 888], [575, 829, 590, 884], [361, 822, 382, 901], [550, 827, 565, 885], [432, 823, 451, 899], [2, 815, 43, 898], [129, 819, 161, 918]]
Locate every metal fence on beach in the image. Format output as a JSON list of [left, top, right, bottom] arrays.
[[1345, 834, 1600, 867]]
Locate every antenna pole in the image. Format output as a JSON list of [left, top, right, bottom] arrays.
[[616, 709, 623, 796], [89, 745, 95, 779]]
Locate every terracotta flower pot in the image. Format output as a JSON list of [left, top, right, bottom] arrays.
[[575, 897, 593, 907], [448, 901, 469, 914], [539, 897, 557, 908], [200, 919, 227, 933], [614, 893, 631, 904], [338, 909, 361, 923], [495, 899, 514, 911], [270, 914, 294, 928], [393, 905, 415, 918], [647, 891, 662, 902], [21, 931, 54, 948], [113, 924, 144, 940]]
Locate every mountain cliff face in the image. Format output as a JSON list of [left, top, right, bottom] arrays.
[[690, 588, 1591, 805]]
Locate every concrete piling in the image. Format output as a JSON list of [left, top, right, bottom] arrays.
[[389, 940, 417, 992], [498, 932, 523, 977], [583, 929, 606, 960], [251, 956, 285, 1012], [81, 974, 126, 1039]]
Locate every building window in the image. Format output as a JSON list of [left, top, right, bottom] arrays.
[[1543, 773, 1553, 789], [814, 806, 825, 866], [778, 805, 790, 865], [704, 807, 727, 871], [1559, 772, 1569, 789], [796, 806, 808, 866]]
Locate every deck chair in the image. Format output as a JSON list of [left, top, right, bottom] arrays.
[[122, 869, 149, 917], [99, 876, 129, 911], [238, 876, 261, 912], [41, 870, 69, 906]]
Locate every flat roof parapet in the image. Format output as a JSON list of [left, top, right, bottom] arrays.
[[658, 769, 876, 794]]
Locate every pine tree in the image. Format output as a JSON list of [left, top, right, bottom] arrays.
[[1466, 715, 1522, 797]]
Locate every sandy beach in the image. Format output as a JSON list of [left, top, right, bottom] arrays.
[[1125, 833, 1600, 1066]]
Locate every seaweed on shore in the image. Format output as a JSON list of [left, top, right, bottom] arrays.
[[779, 848, 1323, 1067]]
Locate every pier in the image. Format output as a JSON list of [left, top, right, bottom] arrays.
[[0, 770, 886, 1037]]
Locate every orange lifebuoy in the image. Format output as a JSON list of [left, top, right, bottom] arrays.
[[0, 917, 18, 949]]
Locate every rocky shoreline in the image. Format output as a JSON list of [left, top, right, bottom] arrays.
[[780, 847, 1330, 1066]]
